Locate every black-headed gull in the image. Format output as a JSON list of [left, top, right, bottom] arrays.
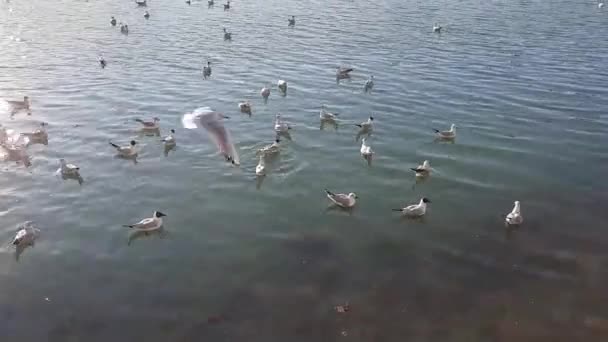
[[109, 140, 138, 157], [111, 16, 117, 26], [99, 56, 107, 68], [411, 160, 431, 177], [277, 80, 288, 95], [182, 107, 240, 165], [325, 189, 357, 208], [223, 1, 230, 10], [288, 16, 295, 26], [364, 76, 374, 93], [336, 67, 353, 80], [274, 114, 292, 141], [261, 85, 271, 103], [360, 138, 373, 166], [433, 23, 442, 32], [320, 105, 338, 130], [505, 201, 523, 226], [6, 96, 30, 116], [12, 221, 40, 260], [21, 122, 48, 145], [223, 28, 232, 40], [239, 101, 252, 116], [355, 116, 373, 141], [144, 10, 150, 19], [434, 124, 456, 140], [124, 211, 166, 231], [393, 198, 431, 217], [257, 139, 280, 157], [203, 61, 212, 79]]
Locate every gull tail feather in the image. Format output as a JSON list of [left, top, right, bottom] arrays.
[[109, 142, 120, 149]]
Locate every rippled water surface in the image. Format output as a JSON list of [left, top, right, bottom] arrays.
[[1, 0, 608, 340]]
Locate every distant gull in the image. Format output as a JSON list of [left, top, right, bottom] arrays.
[[433, 23, 442, 33], [144, 10, 150, 19], [110, 16, 117, 26], [6, 96, 31, 116], [223, 27, 232, 40], [320, 105, 338, 130], [277, 80, 288, 95], [599, 2, 604, 8], [186, 0, 191, 5], [433, 123, 456, 140], [393, 198, 431, 217], [223, 0, 230, 10], [124, 211, 166, 232], [208, 0, 214, 6], [99, 56, 107, 68], [288, 15, 296, 27], [203, 61, 212, 79], [238, 101, 252, 116], [161, 129, 176, 147], [261, 85, 270, 103], [336, 67, 353, 80], [360, 138, 373, 166], [355, 116, 373, 142], [58, 158, 83, 184], [274, 113, 292, 141], [255, 155, 266, 176], [120, 23, 129, 34], [182, 107, 240, 165], [136, 117, 160, 130], [325, 189, 357, 208], [20, 122, 48, 145], [109, 140, 138, 157], [135, 0, 147, 7], [364, 75, 374, 93], [257, 138, 280, 157], [12, 221, 40, 261], [505, 201, 523, 226], [411, 160, 431, 177]]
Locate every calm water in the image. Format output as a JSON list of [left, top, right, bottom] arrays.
[[1, 0, 608, 340]]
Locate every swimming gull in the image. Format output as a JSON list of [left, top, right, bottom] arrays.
[[393, 198, 431, 217]]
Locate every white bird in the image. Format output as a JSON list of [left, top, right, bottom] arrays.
[[255, 155, 266, 176], [223, 0, 230, 10], [274, 113, 292, 140], [599, 2, 604, 8], [223, 28, 232, 40], [1, 144, 31, 167], [325, 189, 357, 208], [144, 10, 150, 19], [261, 85, 271, 103], [257, 139, 280, 157], [434, 123, 456, 140], [99, 56, 107, 68], [203, 61, 212, 79], [12, 222, 40, 247], [124, 211, 166, 232], [21, 122, 48, 145], [505, 201, 523, 226], [182, 107, 239, 165], [109, 140, 138, 157], [433, 23, 442, 33], [135, 117, 160, 130], [239, 101, 252, 116], [355, 116, 374, 141], [320, 105, 339, 130], [58, 158, 80, 176], [277, 80, 288, 94], [6, 96, 31, 115], [393, 198, 431, 217], [360, 138, 374, 166], [161, 129, 176, 146], [411, 160, 431, 177], [364, 76, 374, 93], [336, 67, 354, 80], [120, 23, 129, 34], [288, 15, 296, 26]]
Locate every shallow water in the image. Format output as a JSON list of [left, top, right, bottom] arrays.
[[1, 0, 608, 340]]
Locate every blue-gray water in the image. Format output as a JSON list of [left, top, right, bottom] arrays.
[[1, 0, 608, 340]]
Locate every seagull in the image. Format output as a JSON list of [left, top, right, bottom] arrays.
[[257, 139, 280, 157], [433, 23, 442, 33], [161, 129, 176, 147], [364, 75, 374, 93], [135, 117, 160, 130], [109, 140, 138, 157], [144, 10, 150, 19], [320, 105, 338, 130], [288, 15, 296, 26], [7, 96, 31, 115], [21, 122, 48, 145], [277, 80, 288, 94], [274, 113, 292, 140], [599, 2, 604, 8], [182, 107, 239, 165], [393, 198, 431, 217], [336, 67, 354, 80], [223, 28, 232, 40], [12, 221, 40, 260], [208, 0, 214, 6], [223, 0, 230, 10], [1, 144, 31, 167], [411, 160, 431, 177], [120, 23, 129, 34], [325, 189, 357, 208], [355, 116, 373, 141], [99, 56, 107, 68], [239, 101, 252, 116], [110, 16, 117, 26], [124, 211, 166, 231], [186, 0, 191, 5], [255, 155, 266, 176], [433, 123, 456, 140], [505, 201, 523, 226], [135, 0, 147, 7], [360, 138, 373, 166], [203, 61, 212, 79], [58, 158, 80, 176], [261, 85, 270, 103]]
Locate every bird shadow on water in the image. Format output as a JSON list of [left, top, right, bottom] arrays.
[[115, 154, 138, 164], [127, 227, 168, 246], [61, 173, 84, 185], [164, 145, 176, 157], [324, 204, 355, 216]]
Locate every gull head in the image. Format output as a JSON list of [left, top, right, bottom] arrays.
[[423, 160, 430, 168], [422, 197, 431, 203], [369, 116, 374, 121], [130, 140, 137, 146], [154, 211, 167, 218], [349, 192, 358, 199], [170, 129, 175, 134]]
